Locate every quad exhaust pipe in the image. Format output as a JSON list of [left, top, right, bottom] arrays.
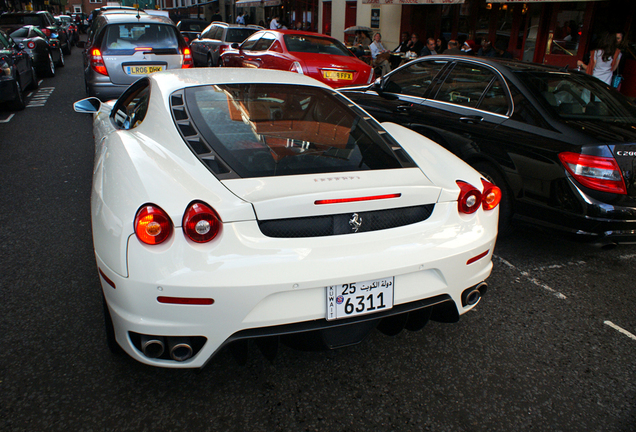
[[140, 335, 165, 359], [139, 335, 193, 361], [461, 282, 488, 307]]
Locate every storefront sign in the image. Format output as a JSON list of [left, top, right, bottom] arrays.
[[371, 9, 380, 28]]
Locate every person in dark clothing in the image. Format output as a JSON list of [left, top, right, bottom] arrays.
[[494, 39, 513, 58], [406, 33, 424, 56], [419, 38, 437, 56], [394, 32, 410, 53], [445, 40, 462, 55], [211, 10, 222, 22]]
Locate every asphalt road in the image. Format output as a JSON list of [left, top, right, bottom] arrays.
[[0, 45, 635, 432]]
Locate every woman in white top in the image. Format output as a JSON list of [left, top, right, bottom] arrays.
[[370, 33, 391, 76], [577, 33, 621, 85]]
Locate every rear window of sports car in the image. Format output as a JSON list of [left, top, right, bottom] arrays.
[[174, 84, 412, 178]]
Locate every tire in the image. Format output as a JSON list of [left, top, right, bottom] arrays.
[[63, 40, 72, 55], [472, 161, 514, 235], [27, 66, 39, 90], [8, 79, 25, 111], [103, 295, 124, 355], [45, 52, 55, 77], [56, 48, 65, 67]]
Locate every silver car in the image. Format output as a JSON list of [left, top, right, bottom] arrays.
[[80, 12, 192, 100], [189, 22, 262, 67]]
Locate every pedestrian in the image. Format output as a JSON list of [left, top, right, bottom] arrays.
[[494, 40, 513, 58], [577, 32, 621, 85], [210, 9, 222, 22], [270, 15, 280, 29], [419, 38, 437, 57], [477, 39, 495, 57], [436, 36, 447, 54], [236, 12, 245, 25], [406, 33, 423, 57]]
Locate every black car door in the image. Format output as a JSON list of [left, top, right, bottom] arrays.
[[343, 59, 450, 126], [416, 60, 512, 164]]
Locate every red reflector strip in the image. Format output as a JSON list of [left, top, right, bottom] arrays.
[[157, 296, 214, 305], [467, 250, 489, 265], [98, 268, 116, 289], [315, 193, 401, 205]]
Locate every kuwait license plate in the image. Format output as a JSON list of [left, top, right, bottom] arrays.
[[322, 70, 353, 81], [125, 65, 164, 75], [326, 277, 394, 321]]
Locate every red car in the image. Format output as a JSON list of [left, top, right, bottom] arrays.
[[221, 30, 374, 88]]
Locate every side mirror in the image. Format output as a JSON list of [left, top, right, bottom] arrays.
[[231, 42, 239, 49], [372, 77, 383, 93], [197, 34, 202, 40], [73, 97, 102, 113]]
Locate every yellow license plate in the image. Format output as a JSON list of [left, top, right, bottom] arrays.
[[322, 70, 353, 81], [125, 65, 164, 75]]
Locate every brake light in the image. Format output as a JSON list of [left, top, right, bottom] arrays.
[[218, 44, 230, 55], [182, 202, 221, 243], [457, 181, 482, 214], [481, 179, 502, 210], [134, 205, 173, 245], [27, 41, 35, 49], [90, 48, 108, 76], [315, 194, 401, 205], [183, 36, 190, 45], [558, 152, 627, 194], [182, 47, 193, 68]]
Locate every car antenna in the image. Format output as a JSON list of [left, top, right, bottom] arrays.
[[136, 7, 141, 20]]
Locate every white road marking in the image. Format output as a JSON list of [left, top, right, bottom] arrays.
[[495, 256, 567, 299], [0, 114, 14, 123], [604, 321, 636, 341]]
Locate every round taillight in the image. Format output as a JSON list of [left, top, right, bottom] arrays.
[[457, 181, 482, 214], [481, 179, 502, 211], [27, 41, 36, 49], [134, 204, 173, 245], [182, 202, 221, 243]]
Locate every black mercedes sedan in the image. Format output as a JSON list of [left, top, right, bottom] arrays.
[[340, 55, 636, 245]]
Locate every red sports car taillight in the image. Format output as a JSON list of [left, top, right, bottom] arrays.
[[182, 202, 221, 243], [457, 181, 482, 214], [558, 152, 627, 194], [481, 179, 502, 210], [135, 205, 173, 245], [42, 28, 52, 37], [456, 180, 501, 214], [90, 48, 108, 76], [182, 47, 193, 68], [27, 41, 36, 49]]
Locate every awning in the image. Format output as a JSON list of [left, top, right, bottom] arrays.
[[489, 0, 599, 2], [361, 0, 463, 4], [236, 0, 281, 7]]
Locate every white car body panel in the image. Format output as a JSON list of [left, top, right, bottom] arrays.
[[80, 68, 499, 368]]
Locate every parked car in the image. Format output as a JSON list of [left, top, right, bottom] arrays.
[[0, 29, 38, 110], [55, 14, 79, 46], [340, 55, 636, 245], [9, 25, 64, 77], [0, 11, 71, 55], [221, 30, 374, 88], [78, 11, 192, 100], [72, 68, 500, 368], [189, 22, 262, 67], [176, 18, 208, 46]]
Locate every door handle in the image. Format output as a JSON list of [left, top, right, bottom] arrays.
[[459, 116, 483, 124], [396, 104, 411, 113]]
